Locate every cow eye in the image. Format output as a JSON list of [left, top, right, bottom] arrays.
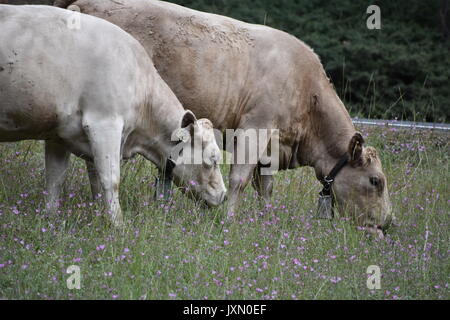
[[369, 176, 380, 187]]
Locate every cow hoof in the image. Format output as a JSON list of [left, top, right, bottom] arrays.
[[111, 216, 124, 228]]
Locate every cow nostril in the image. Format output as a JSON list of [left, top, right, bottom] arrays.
[[217, 191, 227, 203]]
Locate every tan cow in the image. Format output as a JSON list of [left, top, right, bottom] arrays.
[[0, 4, 226, 226], [57, 0, 393, 233]]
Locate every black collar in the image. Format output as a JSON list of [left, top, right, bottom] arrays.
[[163, 138, 184, 179], [320, 154, 349, 196], [164, 157, 176, 180]]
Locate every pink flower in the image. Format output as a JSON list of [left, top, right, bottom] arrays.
[[330, 276, 342, 284]]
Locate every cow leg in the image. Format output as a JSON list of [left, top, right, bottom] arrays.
[[226, 118, 276, 214], [227, 163, 257, 214], [45, 140, 71, 213], [85, 160, 102, 200], [154, 168, 172, 200], [252, 163, 274, 203], [227, 130, 258, 213], [84, 118, 124, 227]]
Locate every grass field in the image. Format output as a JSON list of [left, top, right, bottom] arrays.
[[0, 126, 448, 300]]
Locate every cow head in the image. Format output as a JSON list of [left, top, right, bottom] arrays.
[[331, 133, 393, 236], [169, 111, 227, 206]]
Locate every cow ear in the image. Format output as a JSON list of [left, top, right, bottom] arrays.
[[181, 110, 197, 128], [348, 132, 364, 164]]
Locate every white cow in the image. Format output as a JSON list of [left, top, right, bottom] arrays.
[[0, 5, 226, 226]]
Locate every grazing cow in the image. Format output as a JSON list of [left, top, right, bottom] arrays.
[[57, 0, 393, 233], [0, 5, 226, 226]]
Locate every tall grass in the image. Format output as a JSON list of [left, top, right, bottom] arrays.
[[0, 126, 448, 299]]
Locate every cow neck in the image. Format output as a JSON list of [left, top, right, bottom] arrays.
[[305, 143, 345, 184], [298, 89, 355, 182], [140, 103, 185, 170], [154, 113, 184, 169]]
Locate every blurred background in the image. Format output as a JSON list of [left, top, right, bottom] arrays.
[[2, 0, 449, 122]]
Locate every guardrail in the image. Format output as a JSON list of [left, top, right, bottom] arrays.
[[352, 118, 450, 132]]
